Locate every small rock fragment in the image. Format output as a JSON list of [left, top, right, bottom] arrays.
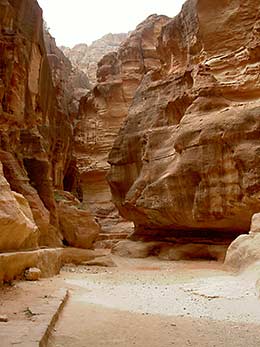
[[24, 267, 41, 281], [0, 315, 8, 322]]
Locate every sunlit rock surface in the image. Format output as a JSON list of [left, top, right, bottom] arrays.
[[225, 212, 260, 269], [0, 162, 38, 251], [61, 33, 128, 86], [108, 0, 260, 242]]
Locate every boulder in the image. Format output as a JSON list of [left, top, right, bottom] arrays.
[[56, 191, 100, 249], [24, 267, 41, 281], [225, 233, 260, 269], [0, 162, 38, 251], [250, 213, 260, 233], [225, 211, 260, 269]]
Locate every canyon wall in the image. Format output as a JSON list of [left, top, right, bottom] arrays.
[[61, 33, 128, 86], [44, 30, 91, 119], [1, 0, 260, 261], [108, 0, 260, 243], [0, 0, 99, 252], [70, 15, 171, 236]]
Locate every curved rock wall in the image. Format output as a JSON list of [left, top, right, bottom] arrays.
[[1, 0, 259, 254], [0, 162, 38, 252], [0, 0, 62, 248], [108, 0, 260, 242], [0, 0, 98, 251], [71, 15, 170, 234]]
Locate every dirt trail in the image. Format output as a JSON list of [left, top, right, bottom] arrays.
[[47, 257, 260, 347]]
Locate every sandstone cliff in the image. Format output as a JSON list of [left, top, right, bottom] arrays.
[[0, 0, 62, 248], [108, 0, 260, 243], [1, 0, 259, 257], [70, 15, 170, 236], [61, 33, 128, 86], [44, 31, 91, 117], [0, 0, 99, 252]]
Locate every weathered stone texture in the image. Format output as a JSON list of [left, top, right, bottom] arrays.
[[0, 0, 98, 251], [44, 30, 91, 118], [61, 33, 128, 86], [0, 0, 62, 248], [0, 161, 38, 251], [0, 247, 104, 283], [55, 190, 100, 249], [70, 15, 170, 235], [108, 0, 260, 242], [225, 212, 260, 269]]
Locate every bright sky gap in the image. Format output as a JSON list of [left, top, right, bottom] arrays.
[[37, 0, 185, 47]]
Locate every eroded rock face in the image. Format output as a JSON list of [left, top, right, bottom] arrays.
[[61, 33, 128, 86], [55, 190, 100, 249], [0, 0, 98, 250], [0, 0, 62, 247], [0, 162, 38, 251], [225, 213, 260, 269], [70, 15, 170, 234], [108, 0, 260, 242], [44, 31, 91, 118]]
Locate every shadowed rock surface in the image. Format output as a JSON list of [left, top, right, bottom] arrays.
[[44, 30, 91, 116], [0, 0, 61, 248], [0, 0, 98, 251]]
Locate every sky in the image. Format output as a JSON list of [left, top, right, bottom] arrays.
[[37, 0, 186, 48]]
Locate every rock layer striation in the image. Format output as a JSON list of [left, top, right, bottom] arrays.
[[0, 0, 98, 251], [61, 33, 128, 86], [71, 15, 170, 235], [108, 0, 260, 242]]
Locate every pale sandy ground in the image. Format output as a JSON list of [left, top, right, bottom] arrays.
[[0, 279, 68, 346], [47, 256, 260, 347]]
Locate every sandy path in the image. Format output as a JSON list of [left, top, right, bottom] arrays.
[[48, 257, 260, 347]]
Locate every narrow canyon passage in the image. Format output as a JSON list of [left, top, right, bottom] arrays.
[[1, 0, 260, 346], [47, 257, 260, 347]]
